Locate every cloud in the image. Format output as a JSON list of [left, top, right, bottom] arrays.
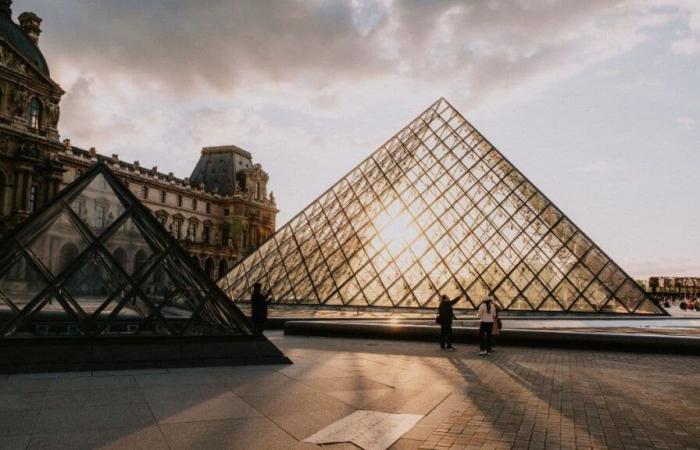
[[22, 0, 682, 101], [677, 116, 697, 129], [575, 160, 622, 174], [9, 0, 697, 276], [671, 36, 700, 54]]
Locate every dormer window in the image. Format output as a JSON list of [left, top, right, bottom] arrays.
[[28, 98, 41, 130]]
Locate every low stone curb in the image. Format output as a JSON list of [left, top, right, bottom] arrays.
[[284, 320, 700, 355]]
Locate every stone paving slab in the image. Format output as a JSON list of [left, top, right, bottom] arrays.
[[304, 410, 422, 449], [0, 331, 697, 449]]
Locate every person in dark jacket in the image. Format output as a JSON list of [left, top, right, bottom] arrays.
[[251, 283, 272, 333], [438, 294, 461, 350]]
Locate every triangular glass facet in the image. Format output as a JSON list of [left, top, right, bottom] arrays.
[[68, 172, 126, 236], [0, 245, 47, 318], [103, 216, 155, 276], [63, 250, 126, 316], [25, 210, 89, 277], [220, 99, 664, 315], [0, 163, 272, 340]]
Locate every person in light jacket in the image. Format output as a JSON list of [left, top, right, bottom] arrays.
[[477, 295, 497, 355]]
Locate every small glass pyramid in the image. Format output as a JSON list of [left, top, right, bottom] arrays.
[[0, 163, 278, 339], [221, 98, 663, 315]]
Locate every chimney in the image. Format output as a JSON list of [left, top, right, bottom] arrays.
[[0, 1, 11, 20], [18, 12, 42, 45]]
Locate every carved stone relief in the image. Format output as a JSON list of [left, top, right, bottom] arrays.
[[0, 45, 29, 76], [45, 98, 59, 128], [12, 85, 27, 115]]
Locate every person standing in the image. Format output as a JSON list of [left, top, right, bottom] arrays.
[[438, 294, 461, 351], [251, 283, 272, 333], [478, 295, 497, 355]]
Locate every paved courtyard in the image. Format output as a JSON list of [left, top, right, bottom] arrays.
[[0, 331, 698, 449]]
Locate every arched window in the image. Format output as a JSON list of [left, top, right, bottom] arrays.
[[57, 243, 80, 275], [204, 257, 215, 279], [202, 222, 211, 244], [112, 248, 127, 272], [217, 259, 228, 279], [28, 97, 41, 130], [187, 220, 197, 241], [134, 250, 148, 274]]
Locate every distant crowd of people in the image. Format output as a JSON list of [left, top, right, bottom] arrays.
[[662, 297, 700, 311]]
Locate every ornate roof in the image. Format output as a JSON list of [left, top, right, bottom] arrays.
[[0, 3, 49, 76], [189, 145, 254, 196]]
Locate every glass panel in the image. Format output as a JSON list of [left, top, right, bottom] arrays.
[[466, 278, 489, 305], [567, 233, 592, 259], [0, 248, 47, 317], [614, 279, 646, 312], [538, 264, 565, 291], [494, 279, 518, 307], [597, 263, 626, 293], [552, 218, 576, 244], [6, 293, 82, 337], [567, 263, 594, 292], [634, 299, 661, 314], [538, 296, 563, 312], [104, 217, 155, 275], [553, 280, 578, 310], [69, 173, 126, 234], [509, 295, 533, 310], [63, 251, 126, 316], [510, 262, 534, 290], [26, 210, 89, 276], [601, 298, 629, 313], [583, 280, 611, 310], [524, 279, 547, 305], [582, 248, 608, 276], [569, 298, 595, 312]]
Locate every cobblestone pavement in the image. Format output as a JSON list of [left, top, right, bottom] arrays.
[[272, 334, 700, 450], [406, 350, 700, 450], [0, 332, 698, 450]]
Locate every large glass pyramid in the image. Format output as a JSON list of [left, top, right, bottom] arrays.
[[0, 163, 288, 370], [221, 98, 663, 315]]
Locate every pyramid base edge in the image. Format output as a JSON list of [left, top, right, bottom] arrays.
[[0, 335, 292, 374]]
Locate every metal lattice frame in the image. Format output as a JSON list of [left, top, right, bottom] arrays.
[[0, 162, 259, 338], [220, 98, 664, 315]]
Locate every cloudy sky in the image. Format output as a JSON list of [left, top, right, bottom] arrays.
[[19, 0, 700, 277]]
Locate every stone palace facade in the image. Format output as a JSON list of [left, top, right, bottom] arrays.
[[0, 1, 277, 279]]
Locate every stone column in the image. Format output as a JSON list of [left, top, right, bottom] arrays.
[[53, 177, 62, 199], [44, 176, 53, 204], [46, 174, 62, 202], [12, 169, 25, 212], [23, 170, 33, 212]]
